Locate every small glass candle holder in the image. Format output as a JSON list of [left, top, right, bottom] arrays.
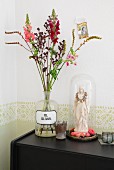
[[111, 132, 114, 141], [107, 133, 113, 144], [55, 121, 67, 140], [102, 132, 108, 143], [102, 132, 113, 144]]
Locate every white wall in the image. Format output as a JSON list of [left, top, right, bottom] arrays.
[[15, 0, 114, 106], [0, 0, 17, 104], [0, 1, 17, 169]]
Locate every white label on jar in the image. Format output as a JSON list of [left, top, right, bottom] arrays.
[[36, 110, 56, 125]]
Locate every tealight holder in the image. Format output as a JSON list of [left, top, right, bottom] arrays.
[[112, 132, 114, 141], [55, 121, 67, 140], [102, 132, 113, 144]]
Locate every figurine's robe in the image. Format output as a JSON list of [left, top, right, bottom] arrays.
[[74, 92, 88, 133]]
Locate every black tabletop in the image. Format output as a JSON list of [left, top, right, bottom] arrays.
[[16, 130, 114, 159]]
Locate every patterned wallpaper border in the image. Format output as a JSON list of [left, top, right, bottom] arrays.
[[17, 102, 114, 131], [0, 103, 17, 126], [0, 102, 114, 132]]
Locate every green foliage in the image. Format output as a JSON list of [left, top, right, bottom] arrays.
[[70, 47, 76, 56], [29, 56, 33, 59], [56, 58, 63, 66], [50, 68, 57, 80], [65, 59, 73, 64], [33, 49, 38, 56], [30, 42, 39, 56], [49, 47, 57, 56]]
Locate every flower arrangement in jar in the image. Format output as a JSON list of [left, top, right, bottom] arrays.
[[5, 9, 101, 137]]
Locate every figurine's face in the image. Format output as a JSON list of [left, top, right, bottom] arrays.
[[79, 87, 84, 93]]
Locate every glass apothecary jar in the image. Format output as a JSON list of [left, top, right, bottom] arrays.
[[68, 74, 96, 134], [35, 91, 58, 137]]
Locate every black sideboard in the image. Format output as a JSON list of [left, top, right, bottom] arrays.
[[11, 130, 114, 170]]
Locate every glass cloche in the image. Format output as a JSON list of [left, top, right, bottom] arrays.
[[68, 74, 97, 141]]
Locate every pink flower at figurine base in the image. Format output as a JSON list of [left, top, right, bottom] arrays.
[[86, 132, 91, 137], [88, 128, 95, 135], [70, 127, 96, 138], [71, 131, 86, 137]]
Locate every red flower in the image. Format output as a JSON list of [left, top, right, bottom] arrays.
[[49, 21, 53, 29], [48, 19, 60, 44]]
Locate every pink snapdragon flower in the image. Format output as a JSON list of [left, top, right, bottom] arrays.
[[23, 25, 35, 43]]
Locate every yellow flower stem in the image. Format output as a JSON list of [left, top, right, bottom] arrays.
[[5, 42, 31, 52], [5, 31, 33, 54], [72, 29, 75, 48], [75, 36, 102, 52], [75, 42, 84, 52]]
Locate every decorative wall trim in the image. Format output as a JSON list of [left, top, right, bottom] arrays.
[[1, 102, 114, 132], [17, 102, 69, 122], [17, 102, 114, 131], [0, 103, 17, 126], [17, 102, 35, 122], [95, 106, 114, 130]]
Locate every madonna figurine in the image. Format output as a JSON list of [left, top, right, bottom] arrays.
[[73, 86, 89, 133]]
